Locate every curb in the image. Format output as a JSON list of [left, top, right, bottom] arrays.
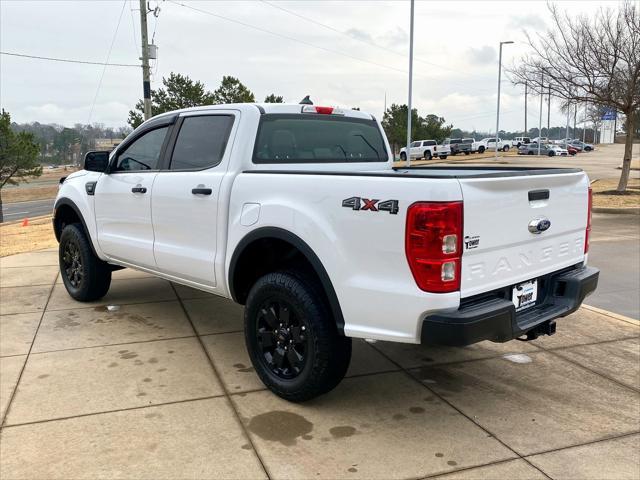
[[592, 207, 640, 215], [582, 304, 639, 326]]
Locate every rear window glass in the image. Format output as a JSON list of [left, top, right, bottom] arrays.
[[253, 114, 387, 164]]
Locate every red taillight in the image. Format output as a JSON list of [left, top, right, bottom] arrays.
[[585, 187, 593, 253], [405, 202, 463, 293], [314, 106, 334, 114]]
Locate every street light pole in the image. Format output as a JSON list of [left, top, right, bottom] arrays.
[[495, 40, 513, 161], [406, 0, 415, 167], [538, 71, 544, 156]]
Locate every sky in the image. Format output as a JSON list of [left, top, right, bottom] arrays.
[[0, 0, 616, 132]]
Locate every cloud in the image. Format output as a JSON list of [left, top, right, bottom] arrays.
[[345, 28, 373, 43], [467, 46, 496, 65], [378, 28, 408, 48]]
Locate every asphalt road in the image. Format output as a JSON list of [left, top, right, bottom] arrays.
[[587, 213, 640, 319], [1, 198, 54, 222]]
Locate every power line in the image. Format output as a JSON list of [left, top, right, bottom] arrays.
[[167, 0, 406, 75], [258, 0, 498, 92], [84, 0, 128, 148], [0, 51, 139, 67]]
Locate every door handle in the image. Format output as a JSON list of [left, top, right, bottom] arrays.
[[192, 187, 212, 195], [131, 186, 147, 194]]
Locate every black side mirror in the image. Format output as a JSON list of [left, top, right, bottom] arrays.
[[84, 151, 110, 173]]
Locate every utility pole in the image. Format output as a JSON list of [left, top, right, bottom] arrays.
[[573, 104, 577, 138], [405, 0, 414, 167], [524, 81, 528, 136], [139, 0, 152, 120]]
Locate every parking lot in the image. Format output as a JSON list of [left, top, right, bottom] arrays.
[[1, 249, 638, 479]]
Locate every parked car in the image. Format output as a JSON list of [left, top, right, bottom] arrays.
[[53, 102, 598, 401], [566, 145, 579, 155], [511, 137, 531, 148], [441, 138, 465, 155], [479, 137, 510, 152], [399, 139, 447, 161], [570, 140, 594, 151], [532, 137, 549, 143], [548, 145, 569, 156], [518, 142, 566, 157], [461, 138, 482, 154]]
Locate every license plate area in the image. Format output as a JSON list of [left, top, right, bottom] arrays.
[[512, 279, 538, 312]]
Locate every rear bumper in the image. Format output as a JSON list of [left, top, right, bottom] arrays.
[[421, 265, 599, 346]]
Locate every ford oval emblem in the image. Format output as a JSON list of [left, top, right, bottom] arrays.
[[528, 217, 551, 234]]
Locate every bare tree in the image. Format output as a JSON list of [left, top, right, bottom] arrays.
[[509, 2, 640, 191]]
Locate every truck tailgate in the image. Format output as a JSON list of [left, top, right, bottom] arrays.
[[458, 171, 589, 298]]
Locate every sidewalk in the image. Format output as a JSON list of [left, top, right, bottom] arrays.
[[1, 249, 639, 479]]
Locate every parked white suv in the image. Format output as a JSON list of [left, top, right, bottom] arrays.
[[53, 103, 598, 401], [511, 137, 531, 148]]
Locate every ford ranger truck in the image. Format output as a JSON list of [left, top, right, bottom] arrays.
[[53, 103, 599, 402]]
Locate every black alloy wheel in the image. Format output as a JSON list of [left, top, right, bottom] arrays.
[[255, 299, 309, 379], [62, 238, 83, 288]]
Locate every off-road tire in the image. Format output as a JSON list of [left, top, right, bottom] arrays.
[[244, 271, 352, 402], [59, 224, 111, 301]]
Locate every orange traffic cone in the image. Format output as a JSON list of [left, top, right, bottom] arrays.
[[21, 218, 29, 227]]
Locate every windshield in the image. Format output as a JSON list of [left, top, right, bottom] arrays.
[[253, 114, 387, 164]]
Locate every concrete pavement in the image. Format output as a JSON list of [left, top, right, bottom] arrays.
[[0, 249, 638, 479]]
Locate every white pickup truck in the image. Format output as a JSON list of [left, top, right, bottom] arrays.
[[54, 103, 599, 401], [399, 139, 448, 161]]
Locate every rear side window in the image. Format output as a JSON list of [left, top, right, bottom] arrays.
[[424, 140, 436, 146], [170, 115, 234, 170], [253, 114, 387, 164]]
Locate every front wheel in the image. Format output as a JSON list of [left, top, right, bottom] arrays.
[[59, 224, 111, 301], [478, 146, 485, 153], [548, 151, 555, 157], [244, 271, 352, 402]]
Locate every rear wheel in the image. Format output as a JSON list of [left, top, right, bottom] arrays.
[[528, 151, 534, 155], [424, 150, 432, 160], [548, 151, 555, 157], [59, 224, 111, 301], [400, 152, 407, 161], [244, 271, 352, 402], [440, 155, 447, 160], [503, 145, 510, 152], [464, 151, 470, 155]]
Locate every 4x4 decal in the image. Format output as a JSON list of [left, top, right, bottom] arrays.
[[342, 197, 399, 214]]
